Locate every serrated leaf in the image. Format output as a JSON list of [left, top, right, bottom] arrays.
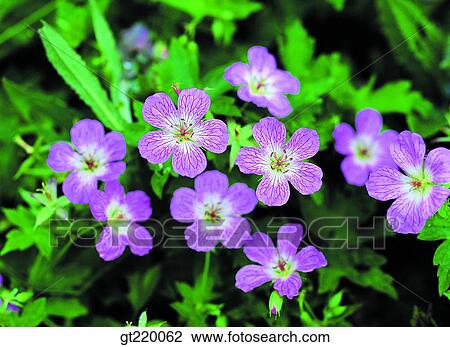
[[18, 298, 47, 327], [433, 239, 450, 296]]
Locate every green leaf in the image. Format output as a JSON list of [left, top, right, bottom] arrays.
[[55, 0, 90, 48], [18, 298, 47, 327], [0, 229, 35, 256], [138, 311, 148, 327], [47, 298, 88, 319], [150, 170, 170, 199], [326, 0, 345, 11], [418, 203, 450, 241], [227, 121, 253, 170], [433, 239, 450, 296], [210, 95, 241, 117], [127, 266, 161, 313], [38, 22, 125, 131]]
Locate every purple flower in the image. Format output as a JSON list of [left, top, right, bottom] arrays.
[[138, 88, 229, 178], [224, 46, 300, 118], [47, 119, 126, 204], [235, 224, 327, 299], [0, 275, 20, 313], [333, 108, 398, 186], [366, 131, 450, 234], [120, 23, 153, 57], [235, 117, 323, 206], [89, 181, 153, 261], [170, 170, 257, 252]]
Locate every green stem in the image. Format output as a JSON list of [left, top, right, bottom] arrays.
[[201, 252, 211, 292]]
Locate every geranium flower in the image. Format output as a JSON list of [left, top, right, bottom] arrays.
[[170, 170, 257, 252], [47, 119, 126, 204], [235, 224, 327, 299], [89, 181, 153, 261], [235, 117, 322, 206], [366, 131, 450, 234], [224, 46, 300, 117], [0, 274, 20, 312], [333, 108, 398, 186], [138, 88, 229, 178]]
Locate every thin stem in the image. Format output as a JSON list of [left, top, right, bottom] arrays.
[[201, 252, 211, 293]]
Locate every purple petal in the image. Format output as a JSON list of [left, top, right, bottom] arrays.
[[277, 224, 303, 260], [366, 167, 408, 201], [177, 88, 210, 125], [138, 131, 177, 164], [286, 128, 320, 160], [126, 191, 152, 222], [47, 143, 81, 172], [226, 183, 257, 215], [256, 174, 290, 206], [235, 147, 268, 175], [194, 170, 229, 197], [103, 132, 126, 162], [271, 70, 300, 94], [170, 187, 198, 222], [295, 246, 327, 272], [192, 119, 229, 153], [390, 131, 425, 175], [355, 108, 382, 137], [96, 227, 126, 261], [248, 46, 277, 75], [142, 92, 178, 129], [184, 220, 220, 252], [0, 274, 3, 286], [224, 62, 250, 85], [375, 130, 399, 168], [287, 162, 323, 195], [420, 186, 450, 221], [253, 117, 286, 152], [125, 223, 153, 257], [243, 232, 277, 266], [273, 273, 302, 299], [235, 264, 272, 293], [340, 156, 369, 186], [70, 119, 105, 152], [425, 148, 450, 184], [172, 142, 207, 178], [267, 94, 293, 118], [237, 86, 269, 108], [333, 123, 355, 155], [62, 171, 98, 204], [104, 180, 125, 199], [387, 194, 426, 234], [221, 217, 252, 249], [89, 190, 109, 221], [97, 162, 126, 181]]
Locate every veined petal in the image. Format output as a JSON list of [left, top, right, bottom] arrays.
[[62, 171, 97, 204], [236, 147, 268, 175], [235, 265, 272, 293], [126, 191, 152, 222], [387, 194, 426, 234], [271, 70, 300, 94], [177, 88, 210, 125], [256, 173, 290, 206], [96, 162, 126, 181], [390, 131, 425, 176], [375, 130, 399, 168], [355, 108, 382, 137], [287, 162, 323, 195], [70, 119, 105, 153], [341, 156, 369, 186], [102, 132, 126, 162], [333, 123, 355, 155], [104, 180, 125, 199], [366, 167, 409, 201], [47, 142, 81, 172], [273, 273, 302, 299], [192, 119, 229, 153], [124, 223, 153, 257], [286, 128, 320, 160], [244, 232, 277, 266], [420, 186, 450, 221], [89, 190, 109, 221], [295, 246, 327, 272], [253, 117, 286, 152], [138, 131, 176, 164], [425, 148, 450, 184], [142, 92, 178, 129], [184, 220, 220, 252], [172, 142, 207, 178], [170, 187, 198, 222], [221, 217, 252, 249], [248, 46, 277, 75], [226, 183, 257, 215], [96, 227, 126, 261], [194, 170, 229, 197], [224, 62, 250, 85], [277, 224, 303, 260]]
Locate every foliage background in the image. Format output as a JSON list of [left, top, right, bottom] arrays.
[[0, 0, 449, 326]]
